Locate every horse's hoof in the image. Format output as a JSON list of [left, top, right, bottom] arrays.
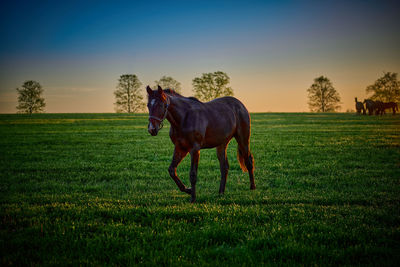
[[190, 197, 196, 203], [250, 185, 256, 190], [184, 188, 192, 195]]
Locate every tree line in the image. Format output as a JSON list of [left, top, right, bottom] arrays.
[[113, 71, 233, 113], [16, 71, 400, 114], [307, 72, 400, 112]]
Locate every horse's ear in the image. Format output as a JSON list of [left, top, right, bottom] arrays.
[[146, 85, 152, 95], [157, 86, 167, 102]]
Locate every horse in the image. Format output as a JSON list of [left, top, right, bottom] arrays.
[[374, 101, 385, 115], [364, 99, 377, 115], [146, 86, 255, 203], [355, 97, 365, 115], [382, 102, 398, 115]]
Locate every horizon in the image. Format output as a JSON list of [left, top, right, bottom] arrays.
[[1, 0, 399, 113], [0, 111, 362, 115]]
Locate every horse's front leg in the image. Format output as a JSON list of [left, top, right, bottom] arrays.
[[168, 146, 191, 194], [189, 146, 200, 203]]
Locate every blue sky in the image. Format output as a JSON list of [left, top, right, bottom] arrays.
[[0, 0, 399, 112]]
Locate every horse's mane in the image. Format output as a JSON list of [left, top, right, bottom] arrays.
[[164, 89, 201, 103], [188, 97, 201, 102], [164, 89, 181, 96]]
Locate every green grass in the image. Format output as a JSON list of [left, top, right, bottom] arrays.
[[1, 113, 399, 266]]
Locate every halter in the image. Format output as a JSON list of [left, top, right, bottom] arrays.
[[149, 97, 170, 129]]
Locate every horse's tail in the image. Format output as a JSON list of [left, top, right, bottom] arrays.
[[237, 147, 248, 172], [233, 98, 254, 173]]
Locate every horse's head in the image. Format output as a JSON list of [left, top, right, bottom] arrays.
[[146, 85, 169, 136]]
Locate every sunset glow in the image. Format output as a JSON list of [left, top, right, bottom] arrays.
[[1, 0, 399, 113]]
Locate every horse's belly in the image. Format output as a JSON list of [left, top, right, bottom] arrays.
[[202, 126, 235, 148], [201, 140, 220, 149]]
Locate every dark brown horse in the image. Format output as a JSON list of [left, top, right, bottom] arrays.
[[364, 99, 379, 115], [146, 86, 255, 203], [382, 102, 398, 115], [374, 101, 385, 115], [355, 97, 365, 115]]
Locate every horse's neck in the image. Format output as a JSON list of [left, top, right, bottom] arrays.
[[166, 97, 187, 128]]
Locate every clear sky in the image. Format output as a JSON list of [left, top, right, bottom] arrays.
[[0, 0, 399, 113]]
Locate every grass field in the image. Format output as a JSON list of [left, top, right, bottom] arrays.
[[1, 113, 399, 265]]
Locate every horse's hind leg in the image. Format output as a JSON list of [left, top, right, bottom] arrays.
[[235, 134, 256, 190], [245, 148, 256, 190], [216, 144, 229, 194]]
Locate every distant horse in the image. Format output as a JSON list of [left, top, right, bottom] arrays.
[[382, 102, 399, 115], [355, 97, 365, 115], [374, 101, 385, 115], [146, 86, 255, 203], [364, 99, 376, 115]]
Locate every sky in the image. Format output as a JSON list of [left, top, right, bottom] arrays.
[[0, 0, 399, 113]]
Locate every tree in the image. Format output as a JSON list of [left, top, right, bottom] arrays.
[[366, 72, 400, 102], [114, 74, 144, 113], [192, 71, 234, 102], [307, 76, 341, 112], [16, 80, 46, 114], [154, 76, 182, 93]]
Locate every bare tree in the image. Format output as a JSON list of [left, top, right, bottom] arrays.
[[366, 72, 400, 102], [114, 74, 144, 113], [192, 71, 233, 102], [154, 76, 182, 93], [307, 76, 341, 112], [16, 80, 46, 114]]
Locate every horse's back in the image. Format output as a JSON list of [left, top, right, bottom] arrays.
[[207, 96, 251, 136], [207, 96, 250, 118]]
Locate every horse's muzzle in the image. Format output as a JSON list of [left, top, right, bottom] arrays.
[[148, 122, 159, 136], [148, 128, 158, 136]]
